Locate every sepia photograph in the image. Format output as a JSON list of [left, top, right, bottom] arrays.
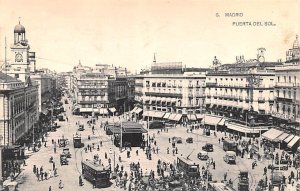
[[0, 0, 300, 190]]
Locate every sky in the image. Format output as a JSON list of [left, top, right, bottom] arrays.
[[0, 0, 299, 73]]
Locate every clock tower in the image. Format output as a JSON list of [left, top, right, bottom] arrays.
[[9, 21, 31, 82]]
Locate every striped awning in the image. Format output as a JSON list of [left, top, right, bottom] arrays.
[[173, 114, 182, 121], [287, 136, 300, 148], [187, 114, 197, 121], [284, 135, 295, 144], [274, 133, 290, 142], [203, 115, 223, 126], [163, 113, 172, 119], [261, 128, 284, 141], [168, 113, 177, 120]]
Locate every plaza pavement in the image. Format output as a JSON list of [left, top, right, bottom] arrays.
[[15, 97, 299, 191]]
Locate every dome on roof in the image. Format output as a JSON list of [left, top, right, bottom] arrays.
[[14, 23, 25, 33]]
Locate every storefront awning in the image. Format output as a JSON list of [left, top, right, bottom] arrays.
[[287, 136, 300, 148], [173, 114, 182, 122], [284, 135, 295, 144], [143, 110, 156, 117], [274, 133, 290, 142], [153, 111, 165, 118], [261, 128, 284, 141], [163, 113, 172, 119], [135, 108, 143, 114], [99, 108, 108, 114], [108, 107, 116, 113], [131, 107, 138, 113], [187, 114, 197, 121], [204, 115, 223, 126], [218, 118, 227, 126], [79, 108, 93, 112], [168, 113, 177, 120], [226, 123, 268, 134], [196, 114, 204, 120]]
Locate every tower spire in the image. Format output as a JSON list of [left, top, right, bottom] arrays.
[[153, 53, 156, 63]]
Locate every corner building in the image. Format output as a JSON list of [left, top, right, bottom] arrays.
[[205, 56, 282, 136], [273, 35, 300, 133], [134, 60, 207, 124]]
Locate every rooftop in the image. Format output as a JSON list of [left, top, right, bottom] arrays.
[[0, 72, 21, 83]]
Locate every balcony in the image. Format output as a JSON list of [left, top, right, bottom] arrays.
[[188, 84, 193, 88], [78, 85, 107, 89], [275, 82, 300, 88], [188, 93, 193, 98], [239, 96, 244, 101], [80, 92, 105, 96], [276, 97, 293, 103], [195, 84, 201, 88], [258, 97, 265, 103], [195, 94, 205, 98], [206, 82, 217, 87], [145, 92, 182, 98], [134, 91, 143, 96], [135, 83, 143, 87], [146, 84, 150, 87]]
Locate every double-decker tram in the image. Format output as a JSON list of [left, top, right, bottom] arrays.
[[81, 160, 111, 188]]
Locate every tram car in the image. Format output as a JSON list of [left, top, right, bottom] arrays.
[[73, 135, 84, 148], [223, 140, 237, 152], [238, 171, 249, 191], [81, 160, 111, 188], [176, 157, 200, 178]]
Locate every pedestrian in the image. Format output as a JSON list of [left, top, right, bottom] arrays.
[[54, 168, 57, 177], [136, 150, 138, 156], [44, 172, 48, 180], [36, 171, 40, 181], [169, 138, 171, 143], [59, 180, 64, 189], [79, 175, 83, 186], [93, 177, 96, 188], [33, 165, 36, 174], [167, 147, 169, 154], [49, 186, 52, 191], [49, 169, 52, 178]]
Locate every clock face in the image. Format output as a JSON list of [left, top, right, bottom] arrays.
[[15, 53, 23, 62], [258, 56, 265, 63]]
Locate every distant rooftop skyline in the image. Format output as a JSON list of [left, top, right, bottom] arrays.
[[0, 0, 299, 73]]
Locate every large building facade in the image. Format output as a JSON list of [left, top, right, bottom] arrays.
[[134, 60, 207, 123], [273, 36, 300, 133], [205, 59, 280, 135], [0, 72, 38, 146], [71, 62, 131, 115]]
